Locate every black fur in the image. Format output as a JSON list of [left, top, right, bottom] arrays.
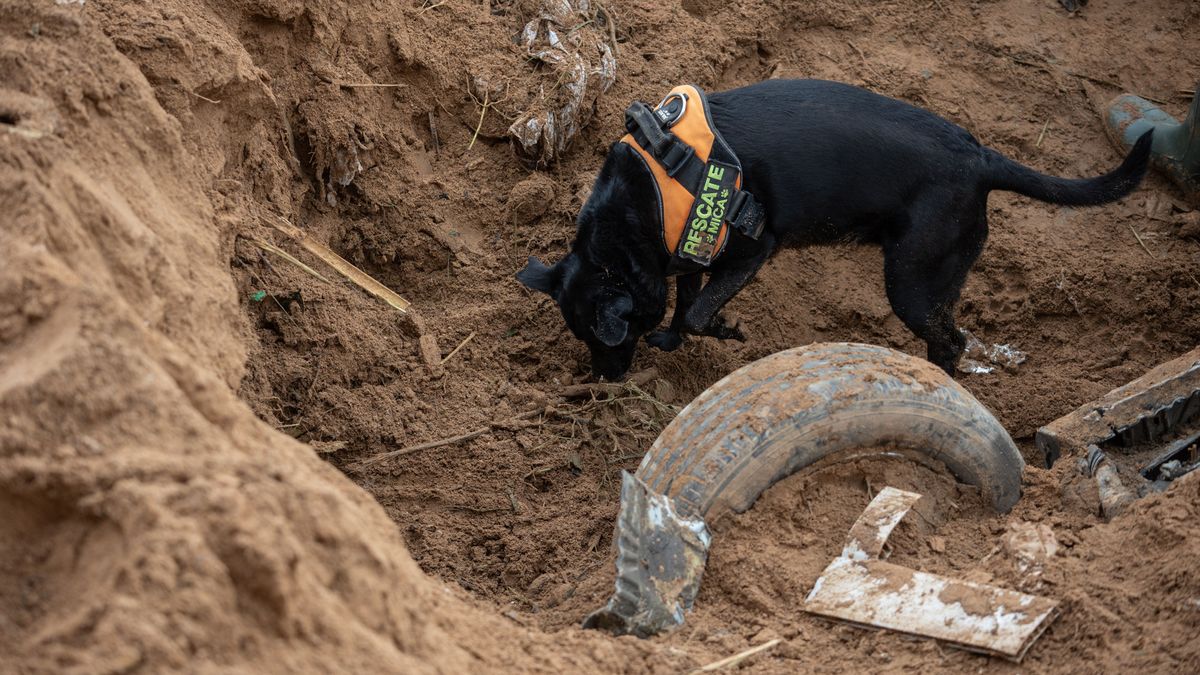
[[519, 79, 1152, 379]]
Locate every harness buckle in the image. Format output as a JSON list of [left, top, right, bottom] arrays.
[[661, 142, 696, 178], [726, 190, 766, 240]]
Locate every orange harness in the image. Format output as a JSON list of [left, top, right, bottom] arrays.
[[620, 85, 765, 266]]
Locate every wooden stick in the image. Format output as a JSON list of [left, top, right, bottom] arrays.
[[266, 216, 411, 313], [468, 88, 489, 151], [1035, 120, 1049, 147], [338, 82, 406, 89], [560, 368, 659, 398], [188, 90, 221, 104], [689, 639, 783, 674], [248, 237, 333, 284], [358, 408, 544, 465], [440, 331, 476, 364], [1128, 224, 1155, 258], [428, 110, 441, 157]]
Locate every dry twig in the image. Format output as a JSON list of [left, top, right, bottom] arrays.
[[338, 82, 406, 89], [441, 331, 476, 364], [358, 408, 547, 465], [1128, 224, 1155, 258], [847, 41, 882, 81], [560, 368, 659, 398], [428, 110, 441, 157], [595, 1, 619, 55], [469, 88, 490, 150], [465, 76, 510, 151], [986, 46, 1171, 105], [247, 237, 333, 284], [187, 90, 221, 104], [689, 639, 783, 674]]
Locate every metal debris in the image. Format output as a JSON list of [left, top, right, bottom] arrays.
[[581, 472, 710, 637], [803, 487, 1059, 662], [1036, 347, 1200, 467], [1140, 429, 1200, 482]]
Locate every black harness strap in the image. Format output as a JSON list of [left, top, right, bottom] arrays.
[[625, 102, 707, 193], [726, 188, 766, 240]]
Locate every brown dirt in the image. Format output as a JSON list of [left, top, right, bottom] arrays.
[[3, 0, 1200, 672]]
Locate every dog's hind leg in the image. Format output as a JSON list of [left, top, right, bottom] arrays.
[[883, 199, 987, 374], [646, 273, 702, 351]]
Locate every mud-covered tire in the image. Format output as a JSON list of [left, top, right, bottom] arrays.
[[637, 343, 1024, 515]]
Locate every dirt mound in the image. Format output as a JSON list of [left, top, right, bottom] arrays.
[[3, 0, 1200, 672], [0, 1, 644, 672]]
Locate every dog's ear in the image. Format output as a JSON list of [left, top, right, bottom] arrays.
[[594, 293, 633, 347], [516, 256, 559, 296]]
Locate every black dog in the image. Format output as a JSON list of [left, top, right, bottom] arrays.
[[518, 79, 1151, 379]]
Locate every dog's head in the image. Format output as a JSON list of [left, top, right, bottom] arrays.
[[518, 145, 667, 380], [517, 252, 662, 380]]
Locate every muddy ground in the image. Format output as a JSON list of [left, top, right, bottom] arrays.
[[3, 0, 1200, 672]]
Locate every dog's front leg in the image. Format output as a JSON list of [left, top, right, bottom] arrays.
[[646, 274, 702, 351], [683, 244, 772, 340]]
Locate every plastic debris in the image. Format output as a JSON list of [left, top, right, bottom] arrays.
[[251, 290, 267, 302], [803, 487, 1059, 662], [509, 0, 617, 165], [1084, 446, 1135, 519], [959, 329, 1027, 374]]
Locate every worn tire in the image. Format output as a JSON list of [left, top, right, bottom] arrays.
[[637, 343, 1024, 515]]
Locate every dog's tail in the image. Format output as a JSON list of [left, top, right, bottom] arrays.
[[981, 129, 1153, 206]]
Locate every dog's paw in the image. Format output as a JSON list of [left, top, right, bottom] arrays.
[[704, 314, 746, 342], [646, 330, 684, 351]]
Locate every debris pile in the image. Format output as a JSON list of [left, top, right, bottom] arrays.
[[508, 0, 618, 165]]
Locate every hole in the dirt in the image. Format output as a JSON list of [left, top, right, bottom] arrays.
[[0, 111, 19, 126]]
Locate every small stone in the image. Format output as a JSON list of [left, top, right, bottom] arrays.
[[507, 174, 556, 225], [1175, 210, 1200, 238], [928, 536, 946, 553]]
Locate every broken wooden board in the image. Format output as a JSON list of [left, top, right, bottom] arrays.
[[803, 487, 1059, 662]]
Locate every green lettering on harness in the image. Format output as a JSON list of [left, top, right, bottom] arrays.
[[676, 160, 738, 266]]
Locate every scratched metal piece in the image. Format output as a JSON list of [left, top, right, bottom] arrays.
[[1036, 347, 1200, 468], [584, 343, 1026, 638], [804, 487, 1059, 662], [582, 472, 710, 637]]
